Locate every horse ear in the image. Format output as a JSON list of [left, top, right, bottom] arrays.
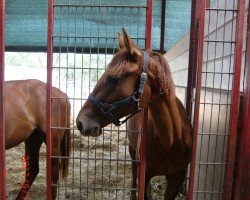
[[121, 28, 141, 57], [118, 32, 125, 49]]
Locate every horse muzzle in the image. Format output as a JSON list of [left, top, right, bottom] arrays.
[[76, 118, 101, 137]]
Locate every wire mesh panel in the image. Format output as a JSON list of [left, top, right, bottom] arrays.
[[189, 0, 245, 199], [47, 1, 151, 199]]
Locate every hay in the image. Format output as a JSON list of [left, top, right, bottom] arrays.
[[6, 126, 186, 199]]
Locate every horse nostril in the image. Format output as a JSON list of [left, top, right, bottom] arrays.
[[76, 121, 83, 131]]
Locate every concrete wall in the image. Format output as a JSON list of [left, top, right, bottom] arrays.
[[164, 0, 249, 199]]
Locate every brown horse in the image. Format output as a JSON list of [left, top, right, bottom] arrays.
[[5, 79, 71, 199], [76, 29, 192, 200]]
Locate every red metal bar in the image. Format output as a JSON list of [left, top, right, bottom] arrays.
[[206, 0, 210, 8], [46, 0, 54, 199], [160, 0, 166, 53], [139, 109, 148, 200], [145, 0, 152, 50], [0, 0, 6, 199], [223, 1, 245, 199], [233, 2, 250, 200], [138, 1, 152, 199], [186, 0, 200, 118], [188, 0, 206, 199]]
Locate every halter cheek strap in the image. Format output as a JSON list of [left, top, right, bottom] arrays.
[[138, 50, 149, 95], [88, 50, 149, 126]]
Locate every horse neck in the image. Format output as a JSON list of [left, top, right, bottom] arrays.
[[148, 94, 183, 151]]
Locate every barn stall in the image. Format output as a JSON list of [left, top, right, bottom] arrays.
[[0, 0, 250, 199]]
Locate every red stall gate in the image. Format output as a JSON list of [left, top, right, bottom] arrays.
[[47, 0, 152, 199], [187, 0, 246, 199]]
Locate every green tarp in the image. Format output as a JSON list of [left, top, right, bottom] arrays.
[[6, 0, 192, 52]]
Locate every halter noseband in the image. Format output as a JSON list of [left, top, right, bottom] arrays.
[[88, 50, 149, 126]]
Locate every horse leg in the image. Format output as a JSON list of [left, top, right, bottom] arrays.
[[164, 169, 187, 200], [51, 158, 59, 199], [129, 144, 152, 200], [16, 129, 44, 200], [144, 175, 152, 200]]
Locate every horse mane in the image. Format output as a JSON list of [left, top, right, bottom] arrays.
[[150, 52, 183, 145], [150, 52, 175, 96]]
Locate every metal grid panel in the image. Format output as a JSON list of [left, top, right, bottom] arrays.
[[47, 1, 151, 199], [188, 0, 246, 199]]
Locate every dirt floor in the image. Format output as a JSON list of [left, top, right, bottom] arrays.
[[6, 125, 187, 200]]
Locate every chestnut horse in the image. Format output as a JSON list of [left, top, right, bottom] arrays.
[[76, 29, 192, 200], [5, 79, 71, 199]]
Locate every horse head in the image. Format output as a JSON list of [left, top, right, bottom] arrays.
[[76, 28, 175, 137]]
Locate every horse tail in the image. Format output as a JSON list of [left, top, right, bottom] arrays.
[[60, 104, 71, 180], [60, 125, 71, 180]]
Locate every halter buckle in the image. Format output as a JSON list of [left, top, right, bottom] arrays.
[[138, 72, 148, 94], [140, 72, 148, 84]]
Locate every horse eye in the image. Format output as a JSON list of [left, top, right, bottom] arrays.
[[107, 76, 119, 84]]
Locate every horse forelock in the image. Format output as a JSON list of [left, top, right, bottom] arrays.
[[151, 52, 175, 96], [105, 50, 136, 78]]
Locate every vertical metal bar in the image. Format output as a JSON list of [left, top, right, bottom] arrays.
[[160, 0, 166, 53], [233, 2, 250, 200], [139, 109, 148, 200], [138, 1, 152, 200], [145, 0, 152, 50], [186, 0, 200, 118], [223, 1, 245, 199], [234, 3, 250, 199], [47, 0, 54, 199], [0, 0, 6, 199], [206, 0, 210, 8], [188, 0, 206, 199]]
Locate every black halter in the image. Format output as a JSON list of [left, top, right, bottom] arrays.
[[88, 50, 149, 126]]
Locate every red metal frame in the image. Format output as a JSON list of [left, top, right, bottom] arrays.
[[187, 0, 206, 199], [206, 0, 210, 8], [0, 0, 6, 199], [139, 109, 148, 200], [46, 0, 54, 199], [223, 1, 245, 199], [139, 1, 152, 199], [145, 0, 153, 51], [234, 2, 250, 200], [186, 0, 200, 118]]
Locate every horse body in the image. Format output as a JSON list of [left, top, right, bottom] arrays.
[[4, 79, 71, 199], [128, 96, 192, 199], [76, 29, 192, 200]]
